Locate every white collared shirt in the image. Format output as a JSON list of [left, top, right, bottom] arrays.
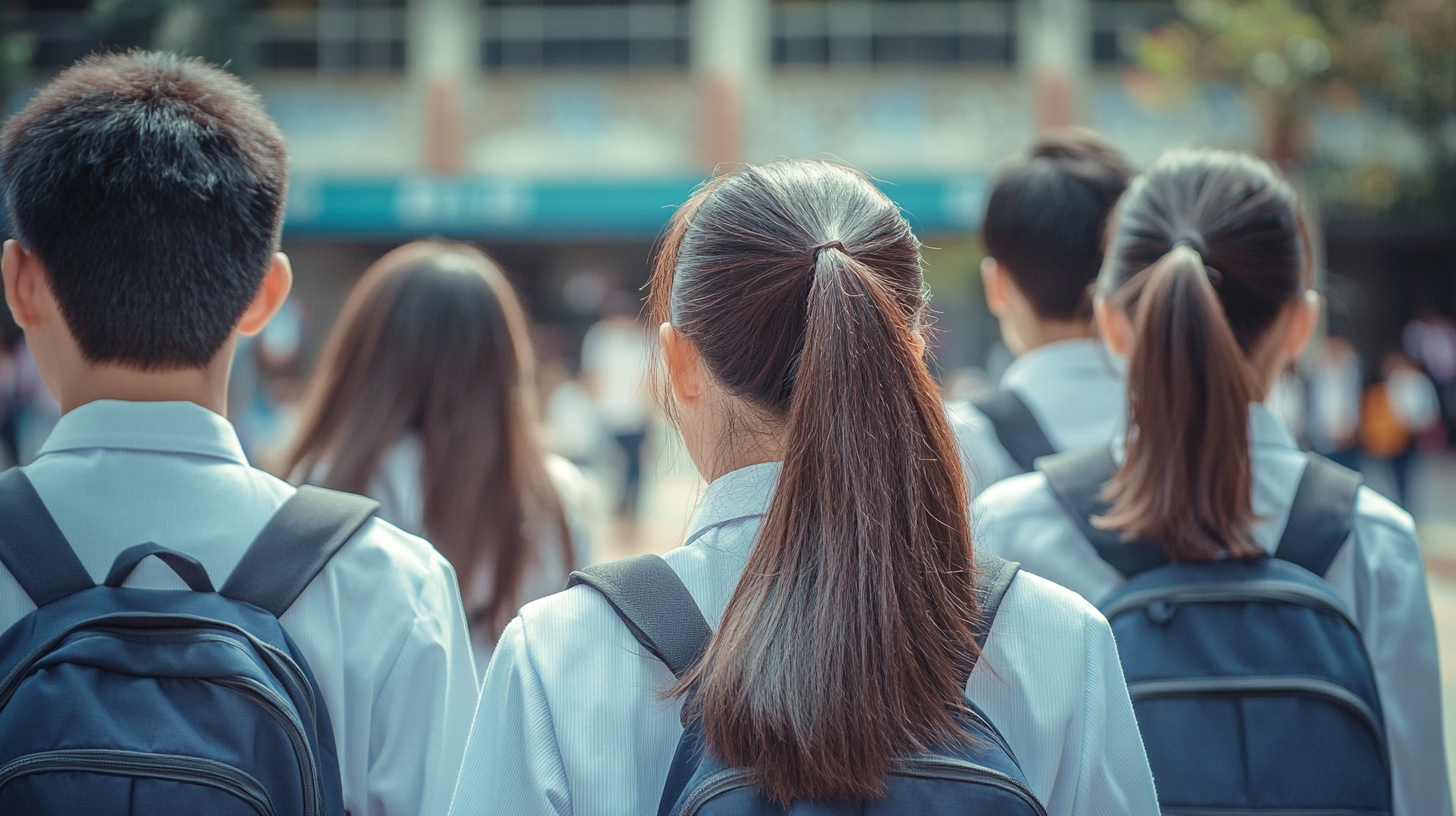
[[0, 400, 480, 816], [450, 461, 1160, 816], [973, 403, 1453, 816], [948, 338, 1125, 496]]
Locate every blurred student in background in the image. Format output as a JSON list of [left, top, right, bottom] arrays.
[[975, 150, 1449, 814], [288, 241, 591, 665], [451, 160, 1158, 816], [581, 293, 651, 525], [949, 128, 1133, 494], [1361, 351, 1442, 509], [1310, 335, 1365, 471]]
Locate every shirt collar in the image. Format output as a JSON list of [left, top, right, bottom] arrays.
[[1000, 338, 1124, 394], [1113, 402, 1298, 463], [685, 461, 781, 544], [37, 400, 250, 464], [1249, 401, 1299, 451]]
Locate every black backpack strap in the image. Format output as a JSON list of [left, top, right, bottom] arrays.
[[972, 389, 1058, 473], [0, 468, 95, 606], [971, 553, 1020, 659], [220, 486, 379, 618], [1274, 453, 1363, 577], [566, 554, 711, 679], [1038, 445, 1169, 578]]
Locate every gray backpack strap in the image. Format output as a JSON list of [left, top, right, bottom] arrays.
[[971, 553, 1019, 658], [1038, 445, 1169, 578], [567, 554, 711, 679], [0, 468, 95, 606], [972, 389, 1058, 473], [220, 486, 379, 618], [1274, 453, 1363, 577]]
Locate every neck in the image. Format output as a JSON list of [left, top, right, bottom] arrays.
[[54, 344, 235, 416], [1011, 319, 1095, 356]]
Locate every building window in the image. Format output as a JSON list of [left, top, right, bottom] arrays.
[[774, 0, 1016, 67], [1091, 0, 1179, 65], [483, 0, 691, 71]]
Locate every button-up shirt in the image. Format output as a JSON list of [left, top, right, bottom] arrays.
[[973, 403, 1452, 815], [0, 400, 480, 816], [450, 461, 1159, 816], [949, 338, 1125, 497]]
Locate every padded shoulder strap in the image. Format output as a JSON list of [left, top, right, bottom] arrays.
[[972, 389, 1058, 473], [1274, 453, 1363, 577], [971, 553, 1019, 657], [1038, 445, 1169, 578], [220, 486, 379, 617], [567, 554, 711, 679], [0, 468, 95, 606]]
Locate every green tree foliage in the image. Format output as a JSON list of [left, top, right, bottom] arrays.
[[1137, 0, 1456, 216]]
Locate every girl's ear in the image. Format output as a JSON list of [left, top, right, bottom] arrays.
[[1278, 289, 1322, 362], [1094, 295, 1134, 357], [660, 322, 704, 408]]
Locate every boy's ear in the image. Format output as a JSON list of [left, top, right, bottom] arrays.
[[3, 239, 55, 329], [981, 256, 1011, 318], [236, 253, 294, 337]]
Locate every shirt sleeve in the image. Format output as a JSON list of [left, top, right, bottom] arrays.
[[1072, 612, 1162, 815], [1343, 514, 1453, 816], [366, 562, 480, 816], [449, 617, 571, 816]]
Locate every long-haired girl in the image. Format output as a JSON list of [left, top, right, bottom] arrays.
[[450, 160, 1157, 815]]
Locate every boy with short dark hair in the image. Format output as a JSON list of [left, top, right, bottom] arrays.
[[950, 128, 1135, 493], [1, 51, 477, 815]]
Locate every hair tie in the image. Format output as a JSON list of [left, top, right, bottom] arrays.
[[812, 240, 847, 258], [1171, 229, 1209, 260]]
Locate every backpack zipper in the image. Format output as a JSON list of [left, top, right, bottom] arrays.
[[673, 755, 1047, 816], [210, 675, 326, 816], [1102, 580, 1359, 634], [1126, 675, 1388, 767], [0, 748, 276, 816], [0, 614, 321, 728]]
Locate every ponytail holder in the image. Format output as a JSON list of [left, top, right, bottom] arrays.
[[812, 240, 847, 258], [1171, 229, 1209, 260]]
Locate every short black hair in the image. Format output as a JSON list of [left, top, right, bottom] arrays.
[[981, 128, 1134, 322], [1, 51, 288, 369]]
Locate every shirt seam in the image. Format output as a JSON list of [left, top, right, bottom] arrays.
[[517, 612, 573, 816]]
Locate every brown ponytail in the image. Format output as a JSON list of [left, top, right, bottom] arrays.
[[650, 161, 981, 805], [1096, 150, 1306, 560]]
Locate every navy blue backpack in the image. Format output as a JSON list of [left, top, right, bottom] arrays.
[[0, 468, 377, 816], [567, 551, 1047, 816], [1039, 446, 1389, 816]]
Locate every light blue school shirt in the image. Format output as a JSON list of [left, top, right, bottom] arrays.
[[948, 338, 1125, 497], [0, 400, 480, 816], [450, 461, 1160, 816], [974, 403, 1453, 816]]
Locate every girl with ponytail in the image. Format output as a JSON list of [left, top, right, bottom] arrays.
[[450, 159, 1157, 815], [975, 149, 1451, 813]]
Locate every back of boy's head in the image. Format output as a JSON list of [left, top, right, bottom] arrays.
[[1, 51, 287, 370], [981, 128, 1133, 322]]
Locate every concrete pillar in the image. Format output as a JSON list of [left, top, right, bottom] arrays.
[[1016, 0, 1092, 129], [408, 0, 479, 174], [691, 0, 771, 169]]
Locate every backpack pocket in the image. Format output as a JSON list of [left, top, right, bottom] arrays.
[[0, 748, 276, 816], [1130, 676, 1390, 814]]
